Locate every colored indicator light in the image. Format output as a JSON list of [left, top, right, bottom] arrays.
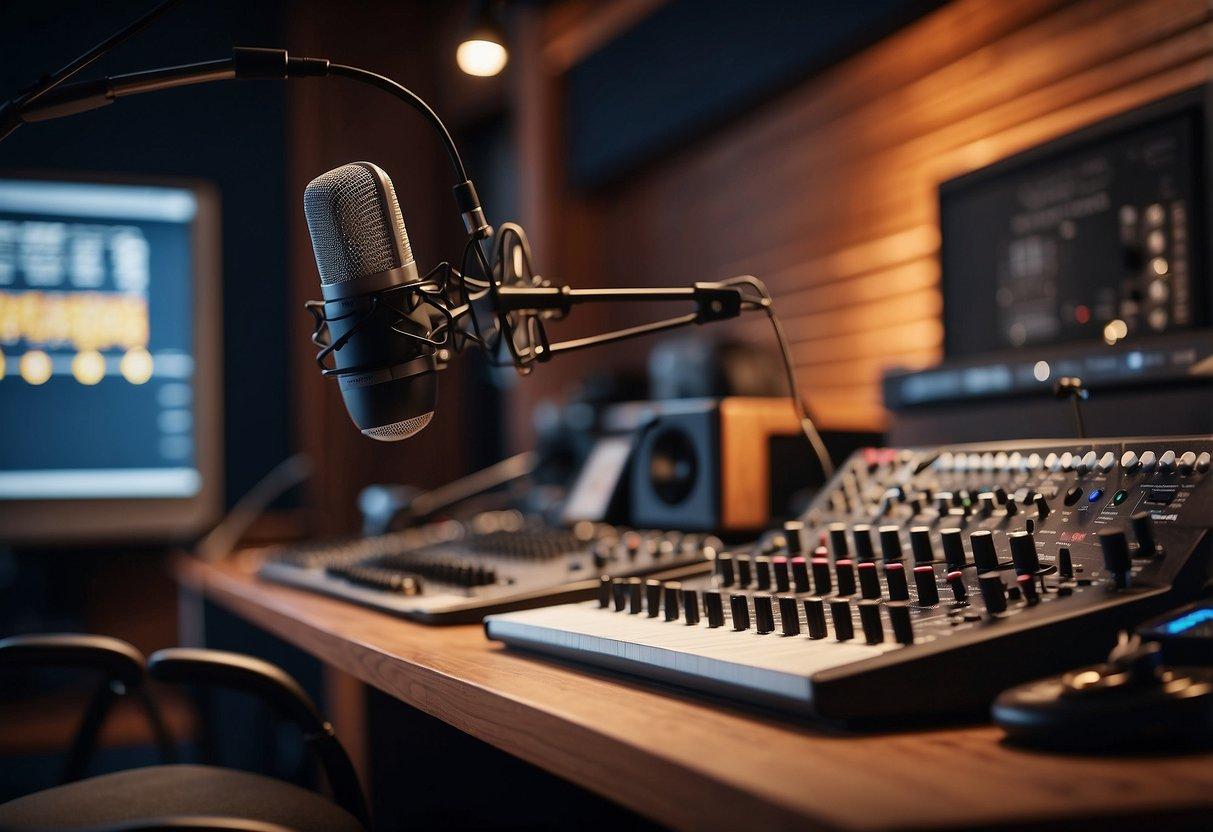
[[1087, 489, 1104, 503], [1112, 489, 1128, 505]]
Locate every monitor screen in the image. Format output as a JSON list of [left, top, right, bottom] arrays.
[[0, 175, 221, 542]]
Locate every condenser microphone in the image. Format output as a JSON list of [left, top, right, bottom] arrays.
[[304, 162, 438, 440]]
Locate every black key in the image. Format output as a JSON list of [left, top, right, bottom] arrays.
[[730, 594, 750, 630], [879, 526, 903, 563], [779, 596, 800, 636], [804, 597, 827, 639], [663, 582, 681, 621], [682, 589, 700, 624], [773, 557, 791, 593], [884, 562, 910, 602], [913, 565, 939, 606], [754, 595, 775, 634], [859, 600, 883, 644], [791, 557, 811, 593], [811, 556, 832, 596], [940, 528, 967, 572], [858, 561, 881, 600], [852, 524, 876, 563], [704, 591, 725, 628], [835, 559, 856, 596], [645, 579, 662, 617], [887, 601, 914, 645], [830, 599, 854, 641], [969, 530, 1000, 572]]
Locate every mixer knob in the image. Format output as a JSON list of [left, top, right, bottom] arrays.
[[1004, 498, 1019, 517], [1026, 453, 1043, 470], [1034, 493, 1051, 519], [909, 527, 935, 564], [835, 559, 857, 596], [1016, 573, 1039, 605], [936, 452, 954, 471], [682, 589, 701, 625], [730, 594, 750, 630], [1178, 451, 1198, 474], [612, 579, 628, 612], [773, 557, 791, 593], [1097, 451, 1116, 473], [969, 530, 1001, 572], [858, 600, 884, 644], [1058, 546, 1073, 581], [884, 562, 910, 602], [811, 556, 833, 596], [791, 557, 811, 593], [946, 570, 967, 603], [598, 576, 612, 608], [1009, 531, 1041, 576], [773, 596, 796, 636], [645, 579, 662, 617], [704, 591, 725, 628], [664, 583, 682, 621], [1097, 530, 1133, 589], [913, 565, 940, 606], [878, 526, 904, 562], [736, 555, 753, 587], [936, 492, 954, 514], [830, 599, 855, 641], [993, 451, 1009, 470], [981, 452, 996, 471], [783, 520, 806, 555], [858, 561, 881, 600], [754, 595, 775, 634], [1139, 450, 1158, 471], [978, 573, 1008, 616], [1077, 450, 1097, 474], [978, 492, 996, 518], [1159, 450, 1177, 472], [1197, 451, 1211, 473], [1130, 511, 1159, 557], [1120, 450, 1140, 471], [804, 597, 828, 639], [1058, 452, 1074, 471], [828, 523, 849, 559], [907, 496, 924, 516], [1007, 452, 1023, 472], [1045, 452, 1061, 471], [852, 524, 876, 562], [887, 602, 914, 645], [992, 486, 1009, 506], [755, 556, 773, 591], [940, 528, 967, 572], [715, 553, 735, 587]]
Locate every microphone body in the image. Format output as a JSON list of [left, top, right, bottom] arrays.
[[304, 162, 438, 440]]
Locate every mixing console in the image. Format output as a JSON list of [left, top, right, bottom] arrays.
[[259, 510, 719, 623], [486, 437, 1213, 722]]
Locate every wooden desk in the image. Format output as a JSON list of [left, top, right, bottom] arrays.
[[178, 554, 1213, 832]]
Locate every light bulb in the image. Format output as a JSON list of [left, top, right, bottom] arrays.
[[457, 38, 508, 77]]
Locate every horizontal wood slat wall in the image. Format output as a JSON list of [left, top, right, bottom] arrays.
[[514, 0, 1213, 435]]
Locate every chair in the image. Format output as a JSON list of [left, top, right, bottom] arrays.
[[0, 635, 368, 832]]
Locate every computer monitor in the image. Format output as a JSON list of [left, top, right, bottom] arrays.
[[0, 174, 222, 543]]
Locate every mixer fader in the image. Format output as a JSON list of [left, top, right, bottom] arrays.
[[486, 438, 1213, 721]]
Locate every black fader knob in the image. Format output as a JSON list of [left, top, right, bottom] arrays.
[[1004, 498, 1018, 517], [940, 528, 967, 572], [773, 557, 791, 593], [730, 594, 750, 630], [858, 561, 881, 600], [755, 556, 773, 591], [885, 562, 910, 602], [683, 589, 700, 625], [1058, 546, 1073, 581], [811, 555, 833, 596], [946, 570, 967, 603], [835, 559, 857, 596], [978, 572, 1008, 616], [612, 578, 628, 611], [715, 553, 735, 587], [830, 599, 854, 641], [1131, 511, 1159, 557], [663, 583, 681, 621], [1017, 573, 1039, 606], [779, 596, 800, 636], [791, 557, 811, 593], [828, 523, 850, 560], [1008, 531, 1041, 576], [598, 575, 612, 608], [1034, 493, 1051, 519], [804, 597, 827, 639], [909, 526, 935, 565], [859, 600, 884, 644], [754, 595, 775, 634], [1098, 529, 1133, 589], [913, 565, 939, 606], [879, 526, 903, 563], [645, 579, 662, 617], [736, 555, 753, 588], [704, 591, 725, 628], [970, 530, 1000, 572], [852, 524, 876, 563], [783, 520, 806, 556], [887, 601, 914, 645]]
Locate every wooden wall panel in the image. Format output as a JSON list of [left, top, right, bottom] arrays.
[[513, 0, 1213, 435]]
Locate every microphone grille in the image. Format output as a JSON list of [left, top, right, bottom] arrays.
[[303, 162, 414, 285]]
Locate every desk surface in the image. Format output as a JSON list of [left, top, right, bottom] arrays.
[[179, 555, 1213, 832]]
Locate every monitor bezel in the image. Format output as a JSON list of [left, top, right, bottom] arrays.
[[0, 170, 223, 544]]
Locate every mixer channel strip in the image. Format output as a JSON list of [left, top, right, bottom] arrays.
[[258, 511, 721, 623], [487, 437, 1213, 721]]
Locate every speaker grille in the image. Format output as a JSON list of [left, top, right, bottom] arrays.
[[303, 162, 414, 285], [361, 411, 434, 441]]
